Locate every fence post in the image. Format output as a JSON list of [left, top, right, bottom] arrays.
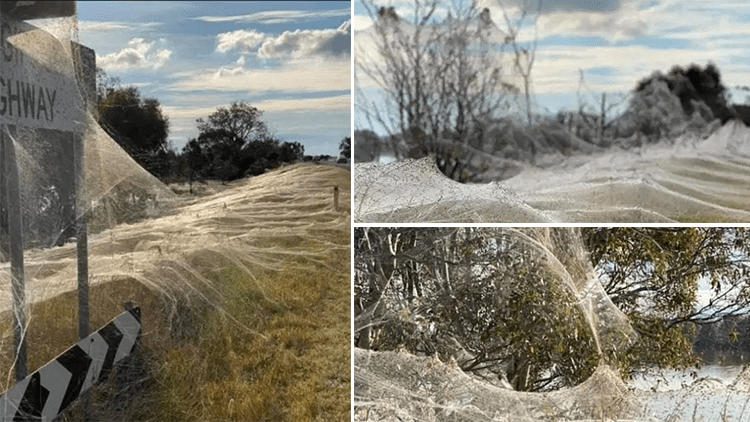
[[334, 186, 339, 211]]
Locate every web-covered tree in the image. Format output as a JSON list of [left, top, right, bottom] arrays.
[[635, 63, 736, 124], [339, 136, 351, 159], [355, 0, 535, 182], [354, 227, 600, 392]]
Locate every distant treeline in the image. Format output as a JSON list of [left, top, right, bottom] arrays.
[[355, 60, 750, 183], [96, 68, 349, 184]]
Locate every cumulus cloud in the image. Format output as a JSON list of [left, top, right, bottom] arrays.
[[194, 8, 350, 24], [216, 29, 266, 53], [216, 22, 350, 59], [98, 38, 172, 70], [258, 24, 350, 59]]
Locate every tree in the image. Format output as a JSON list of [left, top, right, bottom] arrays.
[[621, 63, 737, 143], [634, 63, 735, 124], [354, 227, 601, 392], [96, 69, 172, 177], [186, 101, 303, 181], [583, 228, 750, 374], [355, 0, 534, 182], [197, 101, 269, 143], [339, 136, 351, 159], [356, 227, 750, 391], [497, 0, 542, 127]]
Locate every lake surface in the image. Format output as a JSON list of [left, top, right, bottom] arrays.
[[629, 365, 745, 391], [628, 365, 750, 421]]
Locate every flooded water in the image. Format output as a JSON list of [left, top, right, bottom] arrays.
[[630, 365, 745, 392]]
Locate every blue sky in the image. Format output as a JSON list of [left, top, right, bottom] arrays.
[[353, 0, 750, 132], [76, 1, 351, 156]]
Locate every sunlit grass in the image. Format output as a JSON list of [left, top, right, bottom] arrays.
[[0, 211, 350, 422]]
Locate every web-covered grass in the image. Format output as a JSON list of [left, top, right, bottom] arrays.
[[0, 163, 351, 421], [355, 122, 750, 223]]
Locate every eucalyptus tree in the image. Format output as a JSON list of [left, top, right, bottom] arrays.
[[583, 227, 750, 373]]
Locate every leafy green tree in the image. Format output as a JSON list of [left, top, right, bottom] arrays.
[[97, 70, 171, 177], [188, 102, 303, 181], [354, 227, 599, 392], [356, 227, 750, 392], [583, 228, 750, 374]]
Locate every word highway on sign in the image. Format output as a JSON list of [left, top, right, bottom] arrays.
[[0, 14, 84, 132]]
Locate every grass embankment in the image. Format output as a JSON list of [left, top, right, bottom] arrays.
[[0, 245, 349, 421], [0, 167, 351, 421]]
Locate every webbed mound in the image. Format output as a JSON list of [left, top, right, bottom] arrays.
[[355, 121, 750, 223], [355, 158, 552, 223], [354, 348, 642, 422]]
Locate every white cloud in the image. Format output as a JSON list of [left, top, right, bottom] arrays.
[[194, 8, 350, 24], [216, 29, 266, 53], [216, 24, 350, 59], [98, 38, 172, 70], [162, 96, 349, 121], [538, 10, 647, 42], [172, 57, 350, 94], [256, 95, 351, 112], [78, 21, 161, 32], [258, 26, 350, 59], [532, 44, 732, 94]]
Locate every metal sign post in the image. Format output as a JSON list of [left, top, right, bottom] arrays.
[[0, 1, 85, 382], [2, 126, 28, 381]]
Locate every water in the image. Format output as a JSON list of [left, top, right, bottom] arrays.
[[630, 365, 744, 392], [627, 366, 750, 422]]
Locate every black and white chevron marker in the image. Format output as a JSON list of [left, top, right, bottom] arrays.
[[0, 307, 141, 422]]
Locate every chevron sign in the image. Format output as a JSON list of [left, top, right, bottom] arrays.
[[0, 307, 141, 422]]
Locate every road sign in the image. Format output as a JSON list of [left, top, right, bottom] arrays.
[[1, 2, 76, 21], [0, 14, 85, 132], [0, 307, 142, 422]]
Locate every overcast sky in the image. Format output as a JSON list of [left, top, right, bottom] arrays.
[[76, 1, 350, 156], [353, 0, 750, 129]]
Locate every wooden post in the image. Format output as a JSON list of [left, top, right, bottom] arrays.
[[599, 92, 606, 146], [77, 209, 89, 338], [2, 127, 28, 381], [333, 186, 339, 211]]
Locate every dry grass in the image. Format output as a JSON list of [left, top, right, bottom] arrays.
[[0, 224, 350, 422]]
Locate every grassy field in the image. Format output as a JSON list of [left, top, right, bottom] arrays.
[[0, 164, 351, 421]]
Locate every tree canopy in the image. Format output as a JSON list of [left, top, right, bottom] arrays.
[[355, 227, 601, 392], [96, 68, 172, 177], [183, 101, 304, 182], [583, 228, 750, 373], [635, 63, 735, 124], [355, 227, 750, 392]]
